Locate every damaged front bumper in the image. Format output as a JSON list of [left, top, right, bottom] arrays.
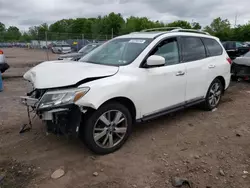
[[20, 96, 83, 137]]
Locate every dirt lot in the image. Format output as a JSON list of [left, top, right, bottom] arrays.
[[2, 48, 58, 78], [1, 48, 250, 188]]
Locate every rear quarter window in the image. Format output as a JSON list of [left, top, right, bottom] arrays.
[[181, 37, 206, 62], [202, 38, 223, 56]]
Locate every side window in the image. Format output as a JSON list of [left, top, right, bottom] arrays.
[[227, 42, 236, 49], [202, 38, 223, 56], [181, 37, 206, 62], [150, 37, 180, 66], [236, 42, 244, 48]]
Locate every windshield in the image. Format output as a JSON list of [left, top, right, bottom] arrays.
[[79, 38, 152, 66], [244, 51, 250, 57], [78, 44, 100, 53]]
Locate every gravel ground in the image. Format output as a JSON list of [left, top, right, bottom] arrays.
[[0, 48, 250, 188], [2, 48, 57, 78]]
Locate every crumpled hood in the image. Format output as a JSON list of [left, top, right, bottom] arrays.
[[23, 61, 119, 89]]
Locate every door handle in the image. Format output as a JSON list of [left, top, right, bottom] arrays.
[[208, 65, 216, 68], [176, 71, 185, 76]]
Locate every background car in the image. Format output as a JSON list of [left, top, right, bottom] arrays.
[[231, 51, 250, 81], [244, 42, 250, 47], [222, 41, 250, 59], [58, 42, 104, 61], [51, 43, 72, 54], [0, 49, 10, 73]]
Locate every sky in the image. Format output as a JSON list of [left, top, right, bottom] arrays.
[[0, 0, 249, 30]]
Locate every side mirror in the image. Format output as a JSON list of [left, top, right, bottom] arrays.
[[146, 55, 165, 67]]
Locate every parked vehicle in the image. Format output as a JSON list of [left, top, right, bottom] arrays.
[[58, 42, 104, 61], [51, 44, 71, 54], [0, 50, 10, 73], [0, 43, 13, 48], [20, 28, 231, 154], [231, 51, 250, 81], [244, 42, 250, 47], [222, 41, 250, 59]]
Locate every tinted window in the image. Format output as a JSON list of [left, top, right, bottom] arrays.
[[151, 38, 179, 66], [226, 42, 236, 49], [203, 38, 223, 56], [181, 37, 206, 62], [222, 42, 227, 48], [236, 42, 244, 48]]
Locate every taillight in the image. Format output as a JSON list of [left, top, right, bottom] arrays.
[[227, 57, 232, 65], [0, 50, 3, 54]]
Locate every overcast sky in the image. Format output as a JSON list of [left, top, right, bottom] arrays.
[[0, 0, 249, 30]]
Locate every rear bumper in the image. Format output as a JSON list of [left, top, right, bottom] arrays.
[[231, 63, 250, 78]]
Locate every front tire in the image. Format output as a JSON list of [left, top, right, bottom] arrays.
[[204, 78, 223, 111], [82, 102, 132, 155]]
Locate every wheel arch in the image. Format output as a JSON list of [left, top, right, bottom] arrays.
[[99, 97, 137, 123], [215, 76, 226, 92]]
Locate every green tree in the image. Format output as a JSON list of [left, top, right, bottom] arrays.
[[192, 22, 202, 30], [102, 12, 125, 37], [2, 13, 250, 42], [121, 16, 160, 34], [28, 26, 39, 40], [167, 20, 192, 29], [204, 17, 231, 40], [5, 26, 21, 41], [0, 22, 5, 32], [19, 32, 32, 42], [0, 22, 6, 42]]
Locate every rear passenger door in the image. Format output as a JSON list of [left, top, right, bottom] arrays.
[[180, 36, 209, 102], [202, 37, 224, 89]]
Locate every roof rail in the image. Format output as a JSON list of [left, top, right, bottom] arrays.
[[141, 27, 182, 32], [171, 29, 210, 35]]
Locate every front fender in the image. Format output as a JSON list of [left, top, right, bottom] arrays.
[[75, 74, 141, 118]]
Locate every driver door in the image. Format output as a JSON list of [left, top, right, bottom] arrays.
[[139, 37, 187, 118]]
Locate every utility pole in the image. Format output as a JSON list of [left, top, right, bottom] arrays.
[[111, 28, 114, 39], [234, 12, 238, 28]]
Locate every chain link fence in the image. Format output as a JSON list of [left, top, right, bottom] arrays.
[[0, 31, 117, 60]]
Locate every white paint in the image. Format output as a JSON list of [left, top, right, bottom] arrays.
[[23, 61, 118, 89], [24, 31, 231, 120]]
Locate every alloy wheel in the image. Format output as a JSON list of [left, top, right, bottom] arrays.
[[93, 110, 128, 149], [208, 82, 222, 107]]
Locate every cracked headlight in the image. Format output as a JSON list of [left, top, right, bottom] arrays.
[[38, 87, 89, 109]]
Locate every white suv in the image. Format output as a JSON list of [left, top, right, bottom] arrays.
[[21, 28, 231, 154]]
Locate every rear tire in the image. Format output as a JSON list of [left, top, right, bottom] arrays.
[[82, 102, 132, 155], [204, 78, 223, 111]]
